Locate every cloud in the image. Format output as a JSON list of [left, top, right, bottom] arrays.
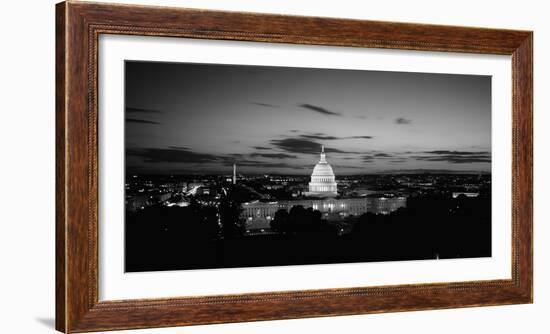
[[323, 147, 360, 154], [128, 146, 301, 168], [416, 156, 491, 163], [233, 161, 302, 169], [413, 150, 491, 164], [270, 137, 359, 155], [250, 152, 297, 159], [423, 150, 490, 155], [127, 147, 219, 163], [253, 146, 271, 150], [395, 117, 412, 125], [332, 165, 365, 169], [362, 152, 409, 162], [126, 107, 162, 114], [126, 118, 160, 125], [386, 169, 489, 174], [270, 138, 322, 154], [300, 134, 373, 140], [168, 160, 303, 173], [299, 104, 342, 116], [253, 102, 279, 108], [227, 153, 245, 158], [300, 134, 340, 140]]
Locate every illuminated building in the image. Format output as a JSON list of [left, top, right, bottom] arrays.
[[452, 192, 480, 198], [242, 196, 407, 232], [305, 146, 337, 197], [365, 196, 407, 215]]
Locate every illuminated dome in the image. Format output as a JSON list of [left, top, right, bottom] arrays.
[[306, 146, 337, 197]]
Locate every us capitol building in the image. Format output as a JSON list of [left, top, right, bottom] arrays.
[[305, 146, 338, 197], [241, 146, 406, 231]]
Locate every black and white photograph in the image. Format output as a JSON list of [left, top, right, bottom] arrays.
[[124, 61, 492, 272], [2, 0, 543, 333]]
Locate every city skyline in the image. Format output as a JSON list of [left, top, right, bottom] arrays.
[[125, 61, 491, 175]]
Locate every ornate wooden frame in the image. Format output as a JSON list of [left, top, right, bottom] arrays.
[[56, 1, 533, 332]]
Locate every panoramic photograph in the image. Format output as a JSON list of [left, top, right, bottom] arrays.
[[124, 61, 492, 272]]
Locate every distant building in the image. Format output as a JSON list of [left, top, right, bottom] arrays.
[[366, 196, 407, 215], [305, 146, 338, 197], [242, 196, 407, 231], [154, 193, 172, 202], [125, 192, 172, 212], [126, 194, 149, 212], [452, 192, 480, 198]]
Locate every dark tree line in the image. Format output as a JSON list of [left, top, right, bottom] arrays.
[[125, 186, 246, 271], [347, 194, 491, 260], [126, 193, 491, 272], [270, 205, 340, 235]]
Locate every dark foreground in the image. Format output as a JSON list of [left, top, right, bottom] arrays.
[[125, 195, 491, 272]]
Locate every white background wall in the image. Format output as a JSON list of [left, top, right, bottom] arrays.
[[0, 0, 547, 333]]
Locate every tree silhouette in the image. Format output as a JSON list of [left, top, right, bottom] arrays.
[[271, 206, 324, 234], [271, 209, 289, 233], [219, 187, 246, 239]]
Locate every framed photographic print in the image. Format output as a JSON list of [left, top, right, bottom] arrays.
[[56, 1, 533, 332]]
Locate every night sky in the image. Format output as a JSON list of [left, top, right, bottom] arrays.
[[125, 61, 491, 175]]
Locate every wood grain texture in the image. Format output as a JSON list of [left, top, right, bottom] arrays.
[[55, 2, 67, 332], [55, 1, 533, 332]]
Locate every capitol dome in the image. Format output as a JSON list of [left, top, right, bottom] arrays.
[[306, 146, 337, 197]]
